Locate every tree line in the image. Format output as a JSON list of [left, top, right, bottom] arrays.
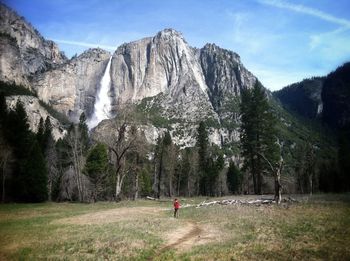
[[0, 80, 348, 203]]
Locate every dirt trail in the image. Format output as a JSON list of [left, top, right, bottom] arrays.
[[148, 220, 218, 260], [163, 221, 202, 251], [54, 206, 218, 259]]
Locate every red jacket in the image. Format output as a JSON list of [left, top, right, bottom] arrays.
[[174, 201, 180, 209]]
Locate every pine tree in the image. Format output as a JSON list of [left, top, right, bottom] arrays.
[[338, 124, 350, 191], [0, 94, 7, 126], [154, 131, 177, 198], [78, 112, 89, 151], [240, 81, 279, 194], [36, 117, 45, 150], [5, 100, 48, 202], [196, 121, 209, 195], [42, 116, 59, 201], [84, 143, 108, 201], [227, 161, 242, 194], [22, 140, 48, 202]]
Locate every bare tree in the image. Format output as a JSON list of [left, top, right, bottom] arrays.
[[96, 106, 145, 201], [258, 151, 284, 204], [65, 123, 88, 202]]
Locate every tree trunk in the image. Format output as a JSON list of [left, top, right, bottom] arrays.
[[115, 172, 126, 201], [274, 173, 282, 204], [257, 172, 262, 195], [187, 177, 190, 197], [169, 172, 173, 197], [274, 159, 283, 204], [309, 173, 313, 196], [251, 159, 257, 194], [157, 152, 163, 199], [134, 172, 139, 200]]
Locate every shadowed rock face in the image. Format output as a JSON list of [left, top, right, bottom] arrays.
[[322, 63, 350, 129], [32, 48, 111, 122], [273, 77, 324, 120], [0, 3, 67, 87]]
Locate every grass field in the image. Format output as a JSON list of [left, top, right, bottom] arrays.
[[0, 194, 349, 260]]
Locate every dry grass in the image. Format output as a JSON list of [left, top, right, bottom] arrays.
[[0, 194, 349, 260]]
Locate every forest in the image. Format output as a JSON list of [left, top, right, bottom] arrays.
[[0, 80, 349, 204]]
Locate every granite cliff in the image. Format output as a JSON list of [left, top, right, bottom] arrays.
[[0, 3, 66, 88]]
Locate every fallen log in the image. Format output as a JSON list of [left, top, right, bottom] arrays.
[[196, 197, 298, 208]]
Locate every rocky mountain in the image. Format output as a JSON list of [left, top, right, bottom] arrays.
[[1, 2, 323, 152], [0, 1, 258, 140], [95, 29, 257, 147], [273, 77, 324, 119], [200, 43, 256, 112], [33, 48, 110, 121], [0, 6, 257, 148], [274, 63, 350, 131], [0, 3, 67, 88]]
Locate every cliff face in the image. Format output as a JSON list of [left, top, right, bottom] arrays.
[[33, 48, 110, 121], [110, 29, 216, 121], [273, 77, 324, 119], [199, 43, 256, 112], [109, 29, 257, 124], [0, 3, 66, 87]]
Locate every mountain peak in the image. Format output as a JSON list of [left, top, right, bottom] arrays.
[[155, 28, 185, 42], [202, 43, 241, 61]]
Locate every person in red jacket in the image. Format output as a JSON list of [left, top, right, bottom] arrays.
[[173, 198, 180, 218]]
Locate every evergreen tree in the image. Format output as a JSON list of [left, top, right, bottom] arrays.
[[139, 168, 152, 197], [6, 100, 31, 158], [154, 131, 177, 198], [22, 140, 48, 202], [43, 116, 53, 149], [5, 100, 48, 202], [227, 161, 242, 194], [0, 94, 7, 126], [196, 121, 209, 195], [179, 147, 199, 197], [42, 116, 59, 201], [36, 117, 45, 150], [240, 81, 279, 194], [85, 143, 109, 201], [338, 125, 350, 191], [78, 112, 89, 151]]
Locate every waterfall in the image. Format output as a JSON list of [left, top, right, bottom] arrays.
[[88, 56, 113, 129]]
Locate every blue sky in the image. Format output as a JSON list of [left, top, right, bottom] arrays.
[[3, 0, 350, 91]]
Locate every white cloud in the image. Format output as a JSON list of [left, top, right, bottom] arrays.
[[52, 39, 116, 51], [258, 0, 350, 28], [309, 27, 349, 49]]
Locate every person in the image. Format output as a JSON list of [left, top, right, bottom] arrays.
[[173, 198, 180, 218]]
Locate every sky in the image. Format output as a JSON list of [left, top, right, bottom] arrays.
[[3, 0, 350, 91]]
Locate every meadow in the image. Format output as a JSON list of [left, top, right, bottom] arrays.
[[0, 194, 349, 261]]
